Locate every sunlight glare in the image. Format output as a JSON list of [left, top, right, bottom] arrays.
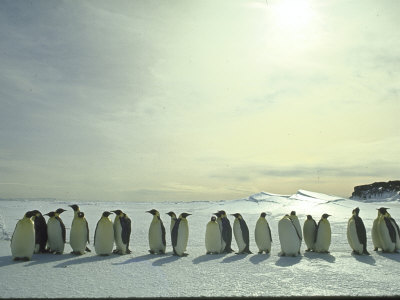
[[272, 0, 314, 31]]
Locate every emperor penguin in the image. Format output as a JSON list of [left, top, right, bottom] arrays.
[[231, 213, 252, 254], [254, 212, 272, 254], [171, 213, 191, 256], [111, 210, 132, 254], [70, 212, 90, 255], [146, 209, 166, 254], [376, 207, 397, 253], [303, 215, 317, 252], [278, 214, 301, 256], [205, 216, 222, 254], [347, 207, 369, 255], [30, 210, 48, 253], [69, 204, 91, 253], [45, 208, 66, 254], [385, 209, 400, 251], [372, 208, 383, 251], [166, 211, 177, 234], [214, 210, 234, 253], [314, 214, 331, 253], [10, 211, 36, 261], [94, 211, 114, 256]]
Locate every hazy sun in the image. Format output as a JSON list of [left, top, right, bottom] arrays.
[[272, 0, 314, 31]]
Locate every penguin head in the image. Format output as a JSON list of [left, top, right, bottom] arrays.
[[166, 211, 176, 219], [44, 211, 56, 218], [102, 211, 113, 218], [69, 204, 80, 212], [111, 210, 123, 216], [260, 212, 267, 218], [77, 212, 85, 218], [214, 212, 222, 218], [211, 216, 216, 222], [24, 211, 36, 219], [55, 208, 66, 216], [322, 213, 331, 219], [218, 210, 227, 217], [146, 209, 159, 216], [290, 211, 296, 216], [378, 207, 389, 215], [180, 213, 191, 219], [231, 213, 242, 219], [306, 215, 313, 220], [353, 207, 360, 216], [30, 210, 42, 218]]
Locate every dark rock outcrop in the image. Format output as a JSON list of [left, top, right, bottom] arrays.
[[350, 180, 400, 200]]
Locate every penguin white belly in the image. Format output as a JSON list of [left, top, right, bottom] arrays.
[[114, 219, 124, 251], [278, 218, 300, 256], [11, 219, 35, 260], [233, 220, 246, 253], [70, 218, 88, 254], [149, 221, 165, 252], [217, 219, 226, 253], [47, 218, 64, 253], [205, 222, 222, 253], [314, 222, 331, 252], [371, 218, 381, 250], [303, 221, 316, 251], [347, 218, 363, 254], [175, 220, 188, 256], [254, 219, 271, 253], [378, 218, 395, 252], [95, 221, 114, 255]]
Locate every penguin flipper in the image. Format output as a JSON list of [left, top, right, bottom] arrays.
[[56, 217, 66, 243], [354, 215, 367, 252], [384, 217, 396, 243], [85, 219, 90, 244], [160, 220, 166, 247], [267, 223, 272, 243], [120, 216, 132, 247], [94, 219, 100, 246], [239, 218, 250, 246], [171, 219, 181, 248]]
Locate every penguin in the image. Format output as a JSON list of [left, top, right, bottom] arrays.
[[166, 211, 177, 234], [376, 207, 397, 253], [111, 210, 131, 255], [30, 210, 48, 253], [231, 213, 252, 254], [205, 216, 222, 254], [347, 207, 369, 255], [314, 214, 331, 253], [303, 215, 317, 252], [278, 214, 301, 256], [94, 211, 114, 256], [372, 208, 383, 251], [70, 212, 90, 255], [254, 212, 272, 254], [45, 208, 66, 254], [214, 210, 234, 253], [10, 211, 36, 261], [69, 204, 91, 253], [171, 213, 191, 256], [146, 209, 166, 254], [385, 209, 400, 251]]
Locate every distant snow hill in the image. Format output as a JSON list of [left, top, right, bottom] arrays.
[[350, 180, 400, 202]]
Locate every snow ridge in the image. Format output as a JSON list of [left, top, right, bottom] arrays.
[[0, 214, 11, 241]]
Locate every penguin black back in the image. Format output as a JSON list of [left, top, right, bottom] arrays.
[[31, 210, 48, 253], [120, 214, 131, 248], [353, 209, 368, 253], [384, 217, 397, 243], [238, 217, 250, 252], [160, 217, 166, 247], [171, 218, 181, 248]]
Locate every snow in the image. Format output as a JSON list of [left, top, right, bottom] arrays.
[[1, 191, 400, 298]]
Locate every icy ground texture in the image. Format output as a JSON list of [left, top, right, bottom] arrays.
[[1, 190, 399, 298]]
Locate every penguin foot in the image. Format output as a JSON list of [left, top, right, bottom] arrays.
[[305, 249, 311, 252], [373, 248, 378, 251], [85, 247, 91, 253], [363, 250, 370, 255], [13, 257, 20, 261], [22, 257, 30, 261], [279, 252, 286, 257], [126, 249, 132, 254], [206, 252, 211, 255], [54, 251, 63, 255], [258, 251, 263, 254], [148, 250, 155, 254], [113, 249, 120, 254]]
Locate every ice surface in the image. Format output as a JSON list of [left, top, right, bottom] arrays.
[[0, 191, 399, 297]]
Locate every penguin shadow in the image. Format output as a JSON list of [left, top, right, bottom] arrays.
[[53, 253, 120, 268], [375, 251, 400, 262], [275, 255, 302, 267], [112, 253, 157, 265], [152, 254, 181, 266], [24, 253, 74, 267], [192, 253, 227, 264], [303, 251, 336, 263], [0, 255, 23, 268], [249, 253, 270, 265], [221, 253, 249, 263], [350, 252, 376, 266]]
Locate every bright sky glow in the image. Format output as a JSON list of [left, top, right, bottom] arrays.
[[0, 0, 399, 202]]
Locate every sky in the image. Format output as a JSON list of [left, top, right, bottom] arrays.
[[0, 0, 399, 202]]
